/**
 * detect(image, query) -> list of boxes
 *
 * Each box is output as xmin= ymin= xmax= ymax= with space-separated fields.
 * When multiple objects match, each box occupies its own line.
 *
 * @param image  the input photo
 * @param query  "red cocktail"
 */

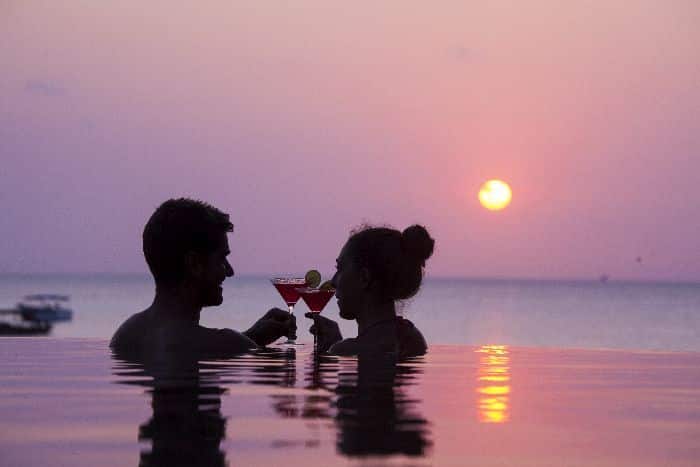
xmin=297 ymin=286 xmax=336 ymax=349
xmin=297 ymin=288 xmax=335 ymax=313
xmin=272 ymin=280 xmax=305 ymax=307
xmin=270 ymin=277 xmax=307 ymax=344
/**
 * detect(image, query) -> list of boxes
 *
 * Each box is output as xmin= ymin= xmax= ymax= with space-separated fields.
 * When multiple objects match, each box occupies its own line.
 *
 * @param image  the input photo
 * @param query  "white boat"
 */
xmin=17 ymin=294 xmax=73 ymax=323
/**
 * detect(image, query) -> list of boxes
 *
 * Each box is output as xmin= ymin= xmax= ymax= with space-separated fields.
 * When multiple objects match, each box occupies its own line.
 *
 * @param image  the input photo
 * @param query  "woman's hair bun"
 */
xmin=401 ymin=225 xmax=434 ymax=266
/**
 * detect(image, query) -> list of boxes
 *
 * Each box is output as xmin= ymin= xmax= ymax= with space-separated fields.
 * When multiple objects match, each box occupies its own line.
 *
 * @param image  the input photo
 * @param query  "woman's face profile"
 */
xmin=332 ymin=244 xmax=366 ymax=320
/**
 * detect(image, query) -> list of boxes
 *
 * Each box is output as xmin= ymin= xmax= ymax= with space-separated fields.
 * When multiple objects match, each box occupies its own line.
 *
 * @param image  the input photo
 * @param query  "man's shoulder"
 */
xmin=110 ymin=311 xmax=149 ymax=349
xmin=111 ymin=312 xmax=256 ymax=356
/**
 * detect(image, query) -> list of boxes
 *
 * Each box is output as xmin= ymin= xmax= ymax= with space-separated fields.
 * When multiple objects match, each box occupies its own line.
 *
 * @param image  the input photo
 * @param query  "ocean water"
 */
xmin=1 ymin=274 xmax=699 ymax=351
xmin=1 ymin=339 xmax=699 ymax=467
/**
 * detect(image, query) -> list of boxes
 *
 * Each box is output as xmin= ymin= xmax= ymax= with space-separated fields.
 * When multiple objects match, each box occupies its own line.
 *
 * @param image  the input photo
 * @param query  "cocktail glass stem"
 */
xmin=284 ymin=304 xmax=297 ymax=344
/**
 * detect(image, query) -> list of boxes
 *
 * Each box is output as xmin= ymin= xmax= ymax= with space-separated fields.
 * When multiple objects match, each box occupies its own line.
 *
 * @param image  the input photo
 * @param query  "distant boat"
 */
xmin=17 ymin=294 xmax=73 ymax=323
xmin=0 ymin=294 xmax=73 ymax=336
xmin=599 ymin=274 xmax=610 ymax=284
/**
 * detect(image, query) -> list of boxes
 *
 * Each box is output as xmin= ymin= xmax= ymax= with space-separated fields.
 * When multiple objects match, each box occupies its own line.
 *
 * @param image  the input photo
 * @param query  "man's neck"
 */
xmin=149 ymin=285 xmax=202 ymax=324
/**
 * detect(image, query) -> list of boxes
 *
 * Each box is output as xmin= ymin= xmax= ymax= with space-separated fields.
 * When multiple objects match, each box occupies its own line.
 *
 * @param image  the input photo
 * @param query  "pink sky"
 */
xmin=1 ymin=1 xmax=699 ymax=280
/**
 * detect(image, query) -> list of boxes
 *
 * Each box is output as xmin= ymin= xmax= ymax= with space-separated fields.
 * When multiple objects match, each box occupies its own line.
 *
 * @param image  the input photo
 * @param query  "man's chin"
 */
xmin=203 ymin=295 xmax=224 ymax=307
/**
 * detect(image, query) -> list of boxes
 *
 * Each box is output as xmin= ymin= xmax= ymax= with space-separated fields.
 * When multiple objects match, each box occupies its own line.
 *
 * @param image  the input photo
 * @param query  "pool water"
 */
xmin=1 ymin=338 xmax=699 ymax=466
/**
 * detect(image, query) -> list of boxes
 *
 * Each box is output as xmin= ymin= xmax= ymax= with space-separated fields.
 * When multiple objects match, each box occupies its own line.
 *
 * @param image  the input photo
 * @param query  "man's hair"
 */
xmin=142 ymin=198 xmax=233 ymax=286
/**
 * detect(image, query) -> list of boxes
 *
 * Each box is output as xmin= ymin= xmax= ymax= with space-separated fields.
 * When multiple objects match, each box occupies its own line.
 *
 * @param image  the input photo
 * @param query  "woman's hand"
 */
xmin=305 ymin=313 xmax=342 ymax=352
xmin=244 ymin=308 xmax=297 ymax=346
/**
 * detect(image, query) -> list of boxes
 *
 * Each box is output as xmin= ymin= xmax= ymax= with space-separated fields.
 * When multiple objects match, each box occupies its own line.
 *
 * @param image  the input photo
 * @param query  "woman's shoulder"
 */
xmin=396 ymin=317 xmax=427 ymax=357
xmin=329 ymin=335 xmax=395 ymax=356
xmin=328 ymin=337 xmax=360 ymax=356
xmin=328 ymin=318 xmax=427 ymax=358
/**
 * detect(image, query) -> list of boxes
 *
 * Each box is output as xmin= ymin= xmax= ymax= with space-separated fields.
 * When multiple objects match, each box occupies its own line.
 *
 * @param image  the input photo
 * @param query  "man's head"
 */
xmin=143 ymin=198 xmax=234 ymax=306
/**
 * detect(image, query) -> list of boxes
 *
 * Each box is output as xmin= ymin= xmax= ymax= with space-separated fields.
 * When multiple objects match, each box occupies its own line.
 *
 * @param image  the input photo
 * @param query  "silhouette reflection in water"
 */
xmin=112 ymin=347 xmax=430 ymax=463
xmin=300 ymin=351 xmax=431 ymax=457
xmin=300 ymin=351 xmax=336 ymax=420
xmin=476 ymin=345 xmax=511 ymax=423
xmin=111 ymin=347 xmax=297 ymax=467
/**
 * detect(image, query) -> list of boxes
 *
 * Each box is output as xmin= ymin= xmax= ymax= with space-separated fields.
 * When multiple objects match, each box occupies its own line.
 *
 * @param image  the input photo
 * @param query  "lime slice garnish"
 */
xmin=305 ymin=270 xmax=322 ymax=288
xmin=319 ymin=280 xmax=334 ymax=291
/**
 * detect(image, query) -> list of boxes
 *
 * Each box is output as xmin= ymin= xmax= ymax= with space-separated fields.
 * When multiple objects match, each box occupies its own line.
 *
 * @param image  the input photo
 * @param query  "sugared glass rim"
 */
xmin=270 ymin=277 xmax=307 ymax=284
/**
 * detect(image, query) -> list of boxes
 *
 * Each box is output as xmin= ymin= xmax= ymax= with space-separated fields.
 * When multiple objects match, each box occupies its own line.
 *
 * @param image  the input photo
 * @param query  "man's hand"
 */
xmin=305 ymin=313 xmax=342 ymax=353
xmin=244 ymin=308 xmax=297 ymax=346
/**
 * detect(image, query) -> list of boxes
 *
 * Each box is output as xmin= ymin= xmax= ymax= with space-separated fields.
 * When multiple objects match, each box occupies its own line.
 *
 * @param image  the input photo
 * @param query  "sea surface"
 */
xmin=1 ymin=339 xmax=698 ymax=467
xmin=1 ymin=274 xmax=699 ymax=351
xmin=2 ymin=276 xmax=699 ymax=466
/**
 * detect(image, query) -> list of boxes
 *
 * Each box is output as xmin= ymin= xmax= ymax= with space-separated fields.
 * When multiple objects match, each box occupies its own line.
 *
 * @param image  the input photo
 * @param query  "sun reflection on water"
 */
xmin=476 ymin=345 xmax=511 ymax=423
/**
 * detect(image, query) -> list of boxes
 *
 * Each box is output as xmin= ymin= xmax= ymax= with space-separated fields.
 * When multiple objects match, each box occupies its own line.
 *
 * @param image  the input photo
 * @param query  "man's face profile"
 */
xmin=191 ymin=233 xmax=234 ymax=307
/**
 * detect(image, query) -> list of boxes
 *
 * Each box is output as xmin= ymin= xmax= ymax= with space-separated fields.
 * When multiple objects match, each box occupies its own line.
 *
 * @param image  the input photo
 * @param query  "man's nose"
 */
xmin=225 ymin=261 xmax=234 ymax=277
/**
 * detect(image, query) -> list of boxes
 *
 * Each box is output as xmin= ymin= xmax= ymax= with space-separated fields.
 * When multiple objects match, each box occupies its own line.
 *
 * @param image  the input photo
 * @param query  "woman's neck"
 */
xmin=356 ymin=300 xmax=396 ymax=335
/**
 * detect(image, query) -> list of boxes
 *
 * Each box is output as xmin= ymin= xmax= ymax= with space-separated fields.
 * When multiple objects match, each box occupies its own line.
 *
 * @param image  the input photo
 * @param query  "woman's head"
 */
xmin=332 ymin=224 xmax=434 ymax=319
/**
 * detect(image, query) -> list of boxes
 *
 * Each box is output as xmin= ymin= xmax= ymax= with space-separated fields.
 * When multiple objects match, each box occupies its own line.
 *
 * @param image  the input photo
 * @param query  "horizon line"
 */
xmin=0 ymin=271 xmax=698 ymax=286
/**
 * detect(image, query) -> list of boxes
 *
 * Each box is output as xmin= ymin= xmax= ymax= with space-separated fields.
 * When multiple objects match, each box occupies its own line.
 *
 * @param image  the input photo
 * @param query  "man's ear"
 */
xmin=184 ymin=251 xmax=204 ymax=278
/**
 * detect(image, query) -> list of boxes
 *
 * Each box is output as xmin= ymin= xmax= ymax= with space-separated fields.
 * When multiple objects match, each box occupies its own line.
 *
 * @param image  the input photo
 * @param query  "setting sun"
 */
xmin=478 ymin=180 xmax=512 ymax=211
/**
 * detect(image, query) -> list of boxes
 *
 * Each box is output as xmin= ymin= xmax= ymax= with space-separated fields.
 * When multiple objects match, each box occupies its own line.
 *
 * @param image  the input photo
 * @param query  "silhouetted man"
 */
xmin=110 ymin=198 xmax=295 ymax=356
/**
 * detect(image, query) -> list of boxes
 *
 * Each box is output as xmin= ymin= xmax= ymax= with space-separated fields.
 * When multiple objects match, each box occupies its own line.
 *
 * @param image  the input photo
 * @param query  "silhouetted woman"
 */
xmin=308 ymin=225 xmax=434 ymax=357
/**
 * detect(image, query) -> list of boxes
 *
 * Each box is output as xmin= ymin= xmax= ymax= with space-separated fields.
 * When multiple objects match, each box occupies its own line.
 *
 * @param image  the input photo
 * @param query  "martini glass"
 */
xmin=271 ymin=277 xmax=306 ymax=344
xmin=296 ymin=287 xmax=336 ymax=349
